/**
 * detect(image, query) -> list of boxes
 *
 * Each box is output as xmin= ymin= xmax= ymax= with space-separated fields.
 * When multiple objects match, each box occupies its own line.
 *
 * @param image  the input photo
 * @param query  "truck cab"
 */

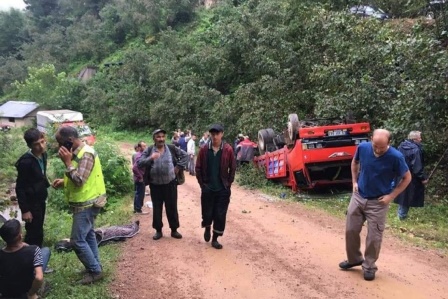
xmin=254 ymin=113 xmax=370 ymax=192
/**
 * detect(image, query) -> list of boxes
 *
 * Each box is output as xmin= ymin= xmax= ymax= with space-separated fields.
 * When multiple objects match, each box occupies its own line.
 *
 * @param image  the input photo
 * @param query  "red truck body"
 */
xmin=254 ymin=119 xmax=370 ymax=192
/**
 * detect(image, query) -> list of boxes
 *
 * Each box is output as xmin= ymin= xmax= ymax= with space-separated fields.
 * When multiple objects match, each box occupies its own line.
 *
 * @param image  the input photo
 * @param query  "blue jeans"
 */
xmin=70 ymin=206 xmax=102 ymax=273
xmin=133 ymin=181 xmax=145 ymax=212
xmin=398 ymin=205 xmax=409 ymax=220
xmin=41 ymin=247 xmax=51 ymax=272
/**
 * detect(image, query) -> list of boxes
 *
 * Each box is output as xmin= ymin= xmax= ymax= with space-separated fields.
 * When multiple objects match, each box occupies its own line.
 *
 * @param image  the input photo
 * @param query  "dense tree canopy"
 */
xmin=0 ymin=0 xmax=447 ymax=169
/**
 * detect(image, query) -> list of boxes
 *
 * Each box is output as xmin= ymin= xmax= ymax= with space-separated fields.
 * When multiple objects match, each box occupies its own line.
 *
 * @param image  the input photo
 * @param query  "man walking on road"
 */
xmin=339 ymin=129 xmax=411 ymax=281
xmin=196 ymin=124 xmax=236 ymax=249
xmin=394 ymin=131 xmax=428 ymax=220
xmin=52 ymin=126 xmax=106 ymax=285
xmin=137 ymin=129 xmax=188 ymax=240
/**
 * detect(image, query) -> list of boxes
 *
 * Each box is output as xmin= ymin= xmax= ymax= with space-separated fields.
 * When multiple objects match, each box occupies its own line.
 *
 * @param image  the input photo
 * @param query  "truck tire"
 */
xmin=258 ymin=128 xmax=275 ymax=154
xmin=288 ymin=113 xmax=299 ymax=142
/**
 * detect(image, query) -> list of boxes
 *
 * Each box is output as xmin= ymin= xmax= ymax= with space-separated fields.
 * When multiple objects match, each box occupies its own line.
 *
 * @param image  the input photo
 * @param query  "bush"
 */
xmin=236 ymin=163 xmax=276 ymax=189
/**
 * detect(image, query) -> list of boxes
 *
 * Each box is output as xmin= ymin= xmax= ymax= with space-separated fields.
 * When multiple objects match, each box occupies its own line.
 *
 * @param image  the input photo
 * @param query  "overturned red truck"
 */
xmin=254 ymin=114 xmax=371 ymax=192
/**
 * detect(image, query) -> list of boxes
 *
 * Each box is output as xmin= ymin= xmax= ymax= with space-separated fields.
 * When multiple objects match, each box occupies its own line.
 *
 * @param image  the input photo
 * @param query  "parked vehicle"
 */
xmin=36 ymin=110 xmax=96 ymax=145
xmin=349 ymin=5 xmax=390 ymax=20
xmin=254 ymin=113 xmax=371 ymax=192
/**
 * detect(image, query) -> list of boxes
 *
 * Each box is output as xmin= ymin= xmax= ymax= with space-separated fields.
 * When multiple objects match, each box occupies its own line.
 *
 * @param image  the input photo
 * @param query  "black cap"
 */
xmin=0 ymin=219 xmax=21 ymax=244
xmin=209 ymin=124 xmax=224 ymax=133
xmin=152 ymin=129 xmax=166 ymax=136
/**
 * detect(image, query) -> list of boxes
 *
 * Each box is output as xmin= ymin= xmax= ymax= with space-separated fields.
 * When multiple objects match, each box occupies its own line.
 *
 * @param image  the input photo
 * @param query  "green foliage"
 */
xmin=92 ymin=141 xmax=133 ymax=198
xmin=13 ymin=64 xmax=85 ymax=110
xmin=236 ymin=163 xmax=279 ymax=190
xmin=0 ymin=129 xmax=28 ymax=200
xmin=0 ymin=9 xmax=28 ymax=57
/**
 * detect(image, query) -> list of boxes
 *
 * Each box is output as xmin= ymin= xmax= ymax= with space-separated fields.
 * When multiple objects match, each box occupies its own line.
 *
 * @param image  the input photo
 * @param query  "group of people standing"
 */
xmin=132 ymin=124 xmax=236 ymax=250
xmin=0 ymin=124 xmax=429 ymax=298
xmin=1 ymin=126 xmax=107 ymax=298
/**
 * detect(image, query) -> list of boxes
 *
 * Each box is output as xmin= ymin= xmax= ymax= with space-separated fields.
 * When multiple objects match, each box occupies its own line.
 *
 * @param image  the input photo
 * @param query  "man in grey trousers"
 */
xmin=339 ymin=129 xmax=411 ymax=281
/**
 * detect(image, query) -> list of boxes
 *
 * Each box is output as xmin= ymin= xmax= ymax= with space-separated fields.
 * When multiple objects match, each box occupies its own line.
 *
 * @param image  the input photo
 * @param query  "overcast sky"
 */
xmin=0 ymin=0 xmax=26 ymax=11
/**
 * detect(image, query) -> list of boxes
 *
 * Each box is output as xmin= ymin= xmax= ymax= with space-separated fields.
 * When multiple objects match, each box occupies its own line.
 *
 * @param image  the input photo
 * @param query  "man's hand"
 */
xmin=422 ymin=179 xmax=429 ymax=185
xmin=22 ymin=211 xmax=33 ymax=223
xmin=378 ymin=194 xmax=394 ymax=205
xmin=150 ymin=152 xmax=161 ymax=161
xmin=58 ymin=146 xmax=72 ymax=166
xmin=52 ymin=179 xmax=64 ymax=189
xmin=352 ymin=182 xmax=358 ymax=193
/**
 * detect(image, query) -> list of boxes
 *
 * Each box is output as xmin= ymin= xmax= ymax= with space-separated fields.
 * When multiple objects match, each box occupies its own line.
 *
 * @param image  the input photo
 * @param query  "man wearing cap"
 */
xmin=0 ymin=219 xmax=51 ymax=299
xmin=195 ymin=124 xmax=236 ymax=249
xmin=137 ymin=129 xmax=188 ymax=240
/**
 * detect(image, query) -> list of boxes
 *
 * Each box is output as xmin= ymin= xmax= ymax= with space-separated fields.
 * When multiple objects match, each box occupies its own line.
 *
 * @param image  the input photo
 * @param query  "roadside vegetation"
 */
xmin=0 ymin=0 xmax=447 ymax=293
xmin=0 ymin=128 xmax=140 ymax=298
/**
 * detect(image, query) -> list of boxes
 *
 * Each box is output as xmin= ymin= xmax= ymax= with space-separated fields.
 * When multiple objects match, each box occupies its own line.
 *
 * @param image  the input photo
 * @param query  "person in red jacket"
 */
xmin=195 ymin=124 xmax=236 ymax=249
xmin=235 ymin=135 xmax=258 ymax=167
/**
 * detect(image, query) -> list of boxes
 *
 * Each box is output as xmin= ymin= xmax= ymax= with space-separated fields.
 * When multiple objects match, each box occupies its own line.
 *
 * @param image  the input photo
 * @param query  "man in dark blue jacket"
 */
xmin=394 ymin=131 xmax=428 ymax=220
xmin=15 ymin=128 xmax=50 ymax=248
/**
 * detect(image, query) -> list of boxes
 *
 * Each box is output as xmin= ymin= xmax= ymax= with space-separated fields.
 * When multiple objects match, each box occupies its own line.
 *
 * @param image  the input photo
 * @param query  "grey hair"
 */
xmin=57 ymin=126 xmax=79 ymax=139
xmin=408 ymin=131 xmax=421 ymax=140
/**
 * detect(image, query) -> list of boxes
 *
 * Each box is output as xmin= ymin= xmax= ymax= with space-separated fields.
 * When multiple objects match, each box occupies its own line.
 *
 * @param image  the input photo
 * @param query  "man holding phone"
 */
xmin=52 ymin=126 xmax=106 ymax=285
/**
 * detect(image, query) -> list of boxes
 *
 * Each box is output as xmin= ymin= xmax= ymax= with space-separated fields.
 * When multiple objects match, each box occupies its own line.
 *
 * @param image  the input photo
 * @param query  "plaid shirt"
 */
xmin=65 ymin=143 xmax=94 ymax=187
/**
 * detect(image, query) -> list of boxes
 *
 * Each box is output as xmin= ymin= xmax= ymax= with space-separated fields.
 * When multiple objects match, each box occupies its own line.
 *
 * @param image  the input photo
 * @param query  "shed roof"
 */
xmin=0 ymin=101 xmax=39 ymax=118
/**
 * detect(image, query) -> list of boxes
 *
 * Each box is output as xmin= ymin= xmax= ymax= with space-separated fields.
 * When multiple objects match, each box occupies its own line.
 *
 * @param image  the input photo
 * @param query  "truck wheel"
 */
xmin=258 ymin=129 xmax=275 ymax=154
xmin=288 ymin=113 xmax=299 ymax=142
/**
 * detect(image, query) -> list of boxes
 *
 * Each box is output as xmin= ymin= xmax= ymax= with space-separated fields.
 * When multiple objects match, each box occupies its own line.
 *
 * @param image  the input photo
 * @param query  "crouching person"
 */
xmin=52 ymin=126 xmax=106 ymax=285
xmin=0 ymin=219 xmax=51 ymax=299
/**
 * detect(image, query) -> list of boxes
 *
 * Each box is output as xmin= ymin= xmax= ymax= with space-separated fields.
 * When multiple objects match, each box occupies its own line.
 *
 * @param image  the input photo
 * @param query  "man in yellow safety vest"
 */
xmin=52 ymin=126 xmax=106 ymax=285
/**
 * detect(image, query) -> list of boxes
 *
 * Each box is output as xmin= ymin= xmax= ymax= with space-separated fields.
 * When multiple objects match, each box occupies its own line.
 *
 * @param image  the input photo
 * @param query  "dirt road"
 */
xmin=109 ymin=168 xmax=448 ymax=299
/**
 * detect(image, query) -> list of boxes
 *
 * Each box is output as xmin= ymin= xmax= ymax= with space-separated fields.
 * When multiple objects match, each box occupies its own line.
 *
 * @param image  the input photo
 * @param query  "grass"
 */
xmin=236 ymin=165 xmax=448 ymax=255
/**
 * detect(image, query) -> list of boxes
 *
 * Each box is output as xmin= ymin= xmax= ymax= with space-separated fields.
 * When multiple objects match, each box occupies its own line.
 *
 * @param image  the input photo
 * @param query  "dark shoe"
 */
xmin=78 ymin=272 xmax=104 ymax=285
xmin=153 ymin=231 xmax=163 ymax=240
xmin=171 ymin=230 xmax=182 ymax=239
xmin=364 ymin=271 xmax=375 ymax=281
xmin=134 ymin=210 xmax=149 ymax=215
xmin=339 ymin=260 xmax=364 ymax=269
xmin=204 ymin=228 xmax=211 ymax=242
xmin=44 ymin=267 xmax=55 ymax=274
xmin=211 ymin=241 xmax=223 ymax=249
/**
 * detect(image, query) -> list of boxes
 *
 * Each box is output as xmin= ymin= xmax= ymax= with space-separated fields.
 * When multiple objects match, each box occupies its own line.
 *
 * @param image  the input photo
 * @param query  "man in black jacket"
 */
xmin=15 ymin=128 xmax=50 ymax=248
xmin=394 ymin=131 xmax=428 ymax=220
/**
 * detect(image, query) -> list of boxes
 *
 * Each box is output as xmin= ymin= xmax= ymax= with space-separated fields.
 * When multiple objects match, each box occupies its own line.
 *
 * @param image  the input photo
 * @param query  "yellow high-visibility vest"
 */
xmin=64 ymin=144 xmax=106 ymax=204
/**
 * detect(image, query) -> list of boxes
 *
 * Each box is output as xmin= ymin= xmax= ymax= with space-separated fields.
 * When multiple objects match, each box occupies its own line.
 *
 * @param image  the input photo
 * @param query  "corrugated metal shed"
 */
xmin=0 ymin=101 xmax=39 ymax=118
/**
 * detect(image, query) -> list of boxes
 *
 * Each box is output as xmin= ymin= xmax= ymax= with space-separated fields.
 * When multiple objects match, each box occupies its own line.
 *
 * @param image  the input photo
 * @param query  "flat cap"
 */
xmin=209 ymin=124 xmax=224 ymax=132
xmin=152 ymin=129 xmax=166 ymax=136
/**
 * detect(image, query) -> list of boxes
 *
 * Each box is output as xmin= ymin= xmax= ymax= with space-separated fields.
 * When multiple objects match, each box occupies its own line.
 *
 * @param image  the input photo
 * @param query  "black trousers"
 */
xmin=24 ymin=201 xmax=46 ymax=247
xmin=201 ymin=188 xmax=231 ymax=236
xmin=149 ymin=180 xmax=179 ymax=231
